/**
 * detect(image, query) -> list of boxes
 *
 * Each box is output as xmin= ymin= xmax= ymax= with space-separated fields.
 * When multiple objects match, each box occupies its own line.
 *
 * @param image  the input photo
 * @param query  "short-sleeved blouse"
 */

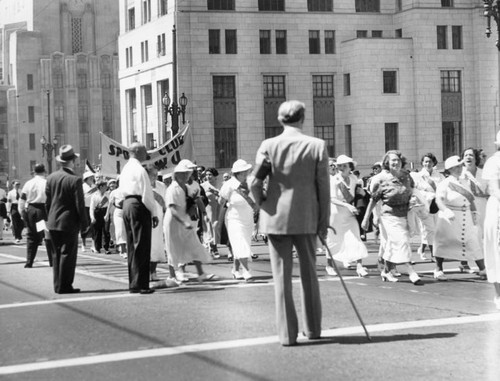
xmin=330 ymin=173 xmax=356 ymax=202
xmin=370 ymin=169 xmax=414 ymax=217
xmin=219 ymin=177 xmax=253 ymax=223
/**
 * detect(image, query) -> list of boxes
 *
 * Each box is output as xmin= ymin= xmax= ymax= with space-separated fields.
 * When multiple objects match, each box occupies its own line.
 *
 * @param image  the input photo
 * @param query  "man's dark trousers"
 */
xmin=49 ymin=230 xmax=79 ymax=293
xmin=24 ymin=203 xmax=51 ymax=266
xmin=122 ymin=197 xmax=152 ymax=291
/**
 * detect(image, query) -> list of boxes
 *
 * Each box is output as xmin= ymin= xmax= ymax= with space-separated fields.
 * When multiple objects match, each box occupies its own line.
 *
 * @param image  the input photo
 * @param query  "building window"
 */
xmin=452 ymin=26 xmax=462 ymax=49
xmin=383 ymin=70 xmax=397 ymax=94
xmin=441 ymin=0 xmax=453 ymax=6
xmin=27 ymin=74 xmax=33 ymax=90
xmin=54 ymin=104 xmax=64 ymax=122
xmin=263 ymin=75 xmax=286 ymax=138
xmin=385 ymin=123 xmax=399 ymax=151
xmin=103 ymin=103 xmax=113 ymax=121
xmin=309 ymin=30 xmax=320 ymax=54
xmin=260 ymin=30 xmax=271 ymax=54
xmin=142 ymin=0 xmax=151 ymax=24
xmin=157 ymin=33 xmax=166 ymax=56
xmin=77 ymin=73 xmax=87 ymax=88
xmin=355 ymin=0 xmax=380 ymax=12
xmin=395 ymin=28 xmax=402 ymax=38
xmin=126 ymin=47 xmax=133 ymax=67
xmin=372 ymin=30 xmax=383 ymax=37
xmin=356 ymin=30 xmax=368 ymax=38
xmin=159 ymin=0 xmax=168 ymax=15
xmin=307 ymin=0 xmax=333 ymax=11
xmin=209 ymin=29 xmax=221 ymax=54
xmin=29 ymin=133 xmax=36 ymax=151
xmin=208 ymin=0 xmax=234 ymax=10
xmin=101 ymin=73 xmax=111 ymax=88
xmin=258 ymin=0 xmax=284 ymax=11
xmin=276 ymin=30 xmax=287 ymax=54
xmin=28 ymin=106 xmax=35 ymax=123
xmin=71 ymin=18 xmax=82 ymax=54
xmin=437 ymin=26 xmax=447 ymax=49
xmin=441 ymin=70 xmax=461 ymax=93
xmin=313 ymin=75 xmax=335 ymax=156
xmin=225 ymin=30 xmax=237 ymax=54
xmin=213 ymin=76 xmax=237 ymax=168
xmin=141 ymin=41 xmax=149 ymax=62
xmin=345 ymin=125 xmax=352 ymax=157
xmin=325 ymin=30 xmax=335 ymax=54
xmin=127 ymin=7 xmax=135 ymax=31
xmin=442 ymin=121 xmax=462 ymax=159
xmin=78 ymin=103 xmax=88 ymax=121
xmin=396 ymin=0 xmax=402 ymax=12
xmin=344 ymin=73 xmax=351 ymax=96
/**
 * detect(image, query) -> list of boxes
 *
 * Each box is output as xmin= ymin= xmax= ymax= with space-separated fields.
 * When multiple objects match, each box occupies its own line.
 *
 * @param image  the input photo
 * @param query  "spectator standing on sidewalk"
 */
xmin=7 ymin=181 xmax=24 ymax=243
xmin=19 ymin=163 xmax=51 ymax=268
xmin=81 ymin=171 xmax=96 ymax=251
xmin=0 ymin=181 xmax=7 ymax=240
xmin=89 ymin=180 xmax=111 ymax=254
xmin=45 ymin=145 xmax=88 ymax=294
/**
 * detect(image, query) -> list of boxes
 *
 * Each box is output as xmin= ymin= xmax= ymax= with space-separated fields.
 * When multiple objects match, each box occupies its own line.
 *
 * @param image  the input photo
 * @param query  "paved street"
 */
xmin=1 ymin=229 xmax=499 ymax=381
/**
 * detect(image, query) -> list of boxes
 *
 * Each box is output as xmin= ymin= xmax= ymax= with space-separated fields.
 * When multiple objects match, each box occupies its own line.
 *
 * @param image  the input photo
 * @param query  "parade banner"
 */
xmin=99 ymin=125 xmax=195 ymax=177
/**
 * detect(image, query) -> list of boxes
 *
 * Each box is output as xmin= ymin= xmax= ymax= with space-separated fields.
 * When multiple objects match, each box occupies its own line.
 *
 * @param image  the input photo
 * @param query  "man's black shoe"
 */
xmin=58 ymin=288 xmax=81 ymax=294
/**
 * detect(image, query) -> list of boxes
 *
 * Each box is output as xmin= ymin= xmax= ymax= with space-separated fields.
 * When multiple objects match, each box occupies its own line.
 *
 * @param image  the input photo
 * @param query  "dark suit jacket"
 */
xmin=46 ymin=167 xmax=88 ymax=233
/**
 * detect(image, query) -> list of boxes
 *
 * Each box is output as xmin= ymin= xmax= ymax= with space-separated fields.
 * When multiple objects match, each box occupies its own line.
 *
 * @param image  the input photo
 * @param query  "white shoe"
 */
xmin=409 ymin=272 xmax=423 ymax=285
xmin=391 ymin=268 xmax=402 ymax=277
xmin=381 ymin=270 xmax=398 ymax=282
xmin=15 ymin=239 xmax=21 ymax=244
xmin=325 ymin=266 xmax=337 ymax=276
xmin=241 ymin=270 xmax=254 ymax=281
xmin=433 ymin=270 xmax=448 ymax=281
xmin=417 ymin=247 xmax=427 ymax=261
xmin=356 ymin=266 xmax=368 ymax=278
xmin=231 ymin=269 xmax=244 ymax=280
xmin=176 ymin=271 xmax=189 ymax=283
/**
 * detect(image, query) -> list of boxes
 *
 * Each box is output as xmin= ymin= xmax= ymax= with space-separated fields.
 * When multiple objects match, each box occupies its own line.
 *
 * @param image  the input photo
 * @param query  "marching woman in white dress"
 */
xmin=482 ymin=132 xmax=500 ymax=310
xmin=411 ymin=153 xmax=445 ymax=261
xmin=218 ymin=159 xmax=257 ymax=281
xmin=433 ymin=156 xmax=486 ymax=281
xmin=326 ymin=155 xmax=368 ymax=277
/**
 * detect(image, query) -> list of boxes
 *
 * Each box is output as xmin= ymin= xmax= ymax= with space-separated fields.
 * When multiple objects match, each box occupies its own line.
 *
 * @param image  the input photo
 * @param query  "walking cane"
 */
xmin=319 ymin=227 xmax=372 ymax=342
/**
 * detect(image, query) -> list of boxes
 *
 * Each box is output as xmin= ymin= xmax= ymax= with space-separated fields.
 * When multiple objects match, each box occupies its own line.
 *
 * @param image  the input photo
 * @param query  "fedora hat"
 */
xmin=444 ymin=155 xmax=463 ymax=170
xmin=336 ymin=154 xmax=357 ymax=167
xmin=174 ymin=159 xmax=197 ymax=173
xmin=56 ymin=145 xmax=79 ymax=163
xmin=231 ymin=159 xmax=252 ymax=174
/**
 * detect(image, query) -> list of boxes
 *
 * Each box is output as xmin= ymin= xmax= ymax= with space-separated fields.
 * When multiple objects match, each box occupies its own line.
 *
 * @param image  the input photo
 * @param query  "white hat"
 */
xmin=231 ymin=159 xmax=252 ymax=173
xmin=83 ymin=171 xmax=94 ymax=180
xmin=444 ymin=155 xmax=463 ymax=170
xmin=174 ymin=159 xmax=197 ymax=173
xmin=494 ymin=130 xmax=500 ymax=145
xmin=336 ymin=154 xmax=357 ymax=167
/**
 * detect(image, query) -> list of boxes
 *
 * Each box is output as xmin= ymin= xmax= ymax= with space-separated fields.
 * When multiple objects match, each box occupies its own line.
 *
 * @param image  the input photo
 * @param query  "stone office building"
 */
xmin=0 ymin=0 xmax=120 ymax=183
xmin=118 ymin=0 xmax=498 ymax=172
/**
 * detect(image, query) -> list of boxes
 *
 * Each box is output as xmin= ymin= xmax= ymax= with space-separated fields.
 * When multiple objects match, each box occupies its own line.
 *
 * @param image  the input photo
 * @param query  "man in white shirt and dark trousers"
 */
xmin=89 ymin=180 xmax=110 ymax=254
xmin=119 ymin=143 xmax=158 ymax=294
xmin=19 ymin=163 xmax=52 ymax=268
xmin=7 ymin=181 xmax=24 ymax=243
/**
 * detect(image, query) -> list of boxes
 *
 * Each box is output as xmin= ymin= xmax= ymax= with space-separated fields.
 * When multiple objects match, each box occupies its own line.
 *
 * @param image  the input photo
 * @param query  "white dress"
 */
xmin=326 ymin=173 xmax=368 ymax=262
xmin=219 ymin=177 xmax=254 ymax=259
xmin=150 ymin=181 xmax=166 ymax=263
xmin=109 ymin=189 xmax=126 ymax=246
xmin=163 ymin=181 xmax=209 ymax=267
xmin=482 ymin=153 xmax=500 ymax=283
xmin=433 ymin=177 xmax=483 ymax=261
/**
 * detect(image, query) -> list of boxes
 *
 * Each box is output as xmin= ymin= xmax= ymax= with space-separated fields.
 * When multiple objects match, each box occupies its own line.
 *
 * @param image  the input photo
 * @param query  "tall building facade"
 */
xmin=0 ymin=0 xmax=120 ymax=183
xmin=118 ymin=0 xmax=498 ymax=172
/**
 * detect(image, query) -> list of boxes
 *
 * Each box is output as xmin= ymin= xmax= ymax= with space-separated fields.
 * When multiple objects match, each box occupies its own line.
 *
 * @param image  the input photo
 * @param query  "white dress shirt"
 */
xmin=118 ymin=157 xmax=156 ymax=215
xmin=19 ymin=175 xmax=47 ymax=211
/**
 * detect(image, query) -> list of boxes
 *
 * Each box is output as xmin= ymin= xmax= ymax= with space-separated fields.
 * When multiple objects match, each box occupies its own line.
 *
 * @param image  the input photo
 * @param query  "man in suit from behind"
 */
xmin=45 ymin=145 xmax=88 ymax=294
xmin=250 ymin=100 xmax=330 ymax=346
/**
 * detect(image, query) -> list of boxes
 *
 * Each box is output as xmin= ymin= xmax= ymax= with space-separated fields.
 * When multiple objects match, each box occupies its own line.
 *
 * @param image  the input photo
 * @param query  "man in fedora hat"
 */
xmin=45 ymin=145 xmax=88 ymax=294
xmin=19 ymin=163 xmax=51 ymax=268
xmin=119 ymin=143 xmax=158 ymax=294
xmin=251 ymin=100 xmax=330 ymax=346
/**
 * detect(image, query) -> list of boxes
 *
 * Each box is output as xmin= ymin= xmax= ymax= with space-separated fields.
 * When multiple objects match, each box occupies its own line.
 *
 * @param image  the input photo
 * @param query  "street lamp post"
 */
xmin=40 ymin=90 xmax=58 ymax=173
xmin=162 ymin=92 xmax=188 ymax=139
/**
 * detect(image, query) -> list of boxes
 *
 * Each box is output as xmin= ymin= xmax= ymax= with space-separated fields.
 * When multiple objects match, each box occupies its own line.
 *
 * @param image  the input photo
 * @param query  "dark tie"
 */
xmin=16 ymin=191 xmax=19 ymax=201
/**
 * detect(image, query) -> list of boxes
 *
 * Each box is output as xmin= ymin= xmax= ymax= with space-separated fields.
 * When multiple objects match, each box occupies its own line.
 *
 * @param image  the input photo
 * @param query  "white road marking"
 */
xmin=0 ymin=293 xmax=136 ymax=310
xmin=0 ymin=312 xmax=498 ymax=375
